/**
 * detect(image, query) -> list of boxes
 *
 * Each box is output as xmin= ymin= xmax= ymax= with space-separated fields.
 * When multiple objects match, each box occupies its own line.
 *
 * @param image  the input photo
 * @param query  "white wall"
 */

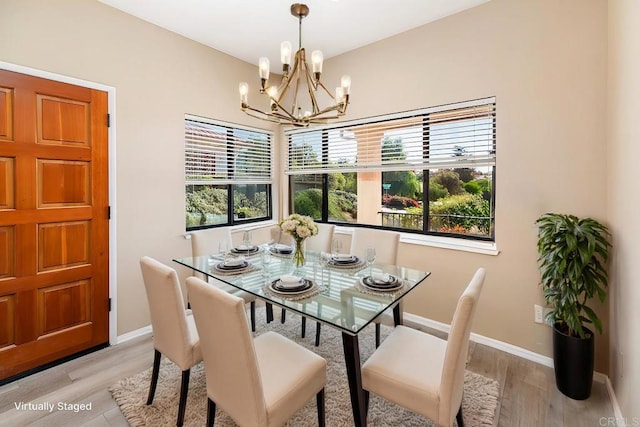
xmin=608 ymin=0 xmax=640 ymax=419
xmin=322 ymin=0 xmax=610 ymax=371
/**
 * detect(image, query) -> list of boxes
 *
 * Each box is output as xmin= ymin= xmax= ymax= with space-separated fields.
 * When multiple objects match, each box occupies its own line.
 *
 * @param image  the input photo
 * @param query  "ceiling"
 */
xmin=98 ymin=0 xmax=489 ymax=71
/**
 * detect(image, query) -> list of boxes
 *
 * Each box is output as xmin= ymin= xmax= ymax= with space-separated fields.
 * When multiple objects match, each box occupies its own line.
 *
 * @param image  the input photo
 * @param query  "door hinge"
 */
xmin=108 ymin=298 xmax=112 ymax=312
xmin=107 ymin=113 xmax=111 ymax=128
xmin=107 ymin=205 xmax=111 ymax=220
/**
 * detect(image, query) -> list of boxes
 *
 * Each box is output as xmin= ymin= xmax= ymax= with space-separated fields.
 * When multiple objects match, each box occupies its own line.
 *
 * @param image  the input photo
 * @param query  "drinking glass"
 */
xmin=331 ymin=238 xmax=342 ymax=259
xmin=218 ymin=241 xmax=229 ymax=260
xmin=242 ymin=230 xmax=252 ymax=247
xmin=365 ymin=246 xmax=376 ymax=278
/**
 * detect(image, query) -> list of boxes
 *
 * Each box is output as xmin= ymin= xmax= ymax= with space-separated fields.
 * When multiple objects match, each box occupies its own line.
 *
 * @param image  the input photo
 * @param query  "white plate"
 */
xmin=269 ymin=280 xmax=314 ymax=295
xmin=359 ymin=277 xmax=403 ymax=292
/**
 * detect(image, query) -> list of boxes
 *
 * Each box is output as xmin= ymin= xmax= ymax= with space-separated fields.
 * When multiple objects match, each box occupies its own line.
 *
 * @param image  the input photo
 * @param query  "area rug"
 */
xmin=110 ymin=308 xmax=499 ymax=426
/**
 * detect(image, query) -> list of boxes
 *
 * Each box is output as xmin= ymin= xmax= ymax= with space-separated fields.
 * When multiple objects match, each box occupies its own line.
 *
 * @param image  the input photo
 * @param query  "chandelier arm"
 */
xmin=317 ymin=80 xmax=335 ymax=100
xmin=302 ymin=62 xmax=321 ymax=114
xmin=272 ymin=101 xmax=299 ymax=121
xmin=242 ymin=107 xmax=289 ymax=125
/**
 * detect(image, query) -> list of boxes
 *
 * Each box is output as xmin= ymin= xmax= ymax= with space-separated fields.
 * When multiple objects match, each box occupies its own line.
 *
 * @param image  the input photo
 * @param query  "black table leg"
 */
xmin=393 ymin=301 xmax=403 ymax=326
xmin=341 ymin=332 xmax=367 ymax=427
xmin=266 ymin=303 xmax=274 ymax=323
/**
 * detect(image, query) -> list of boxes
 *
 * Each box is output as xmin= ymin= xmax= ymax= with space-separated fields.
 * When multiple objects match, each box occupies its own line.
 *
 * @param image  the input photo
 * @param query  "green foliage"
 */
xmin=428 ymin=180 xmax=449 ymax=201
xmin=343 ymin=172 xmax=357 ymax=193
xmin=432 ymin=170 xmax=465 ymax=195
xmin=429 ymin=193 xmax=491 ymax=233
xmin=475 ymin=178 xmax=492 ymax=201
xmin=383 ymin=170 xmax=420 ymax=198
xmin=294 ymin=188 xmax=322 ymax=219
xmin=463 ymin=180 xmax=482 ymax=195
xmin=536 ymin=213 xmax=611 ymax=338
xmin=329 ymin=190 xmax=357 ymax=221
xmin=329 ymin=173 xmax=346 ymax=191
xmin=454 ymin=168 xmax=477 ymax=183
xmin=185 ymin=186 xmax=227 ymax=225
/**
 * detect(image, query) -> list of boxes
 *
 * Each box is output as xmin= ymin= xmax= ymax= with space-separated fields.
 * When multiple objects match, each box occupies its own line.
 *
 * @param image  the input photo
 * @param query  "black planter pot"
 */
xmin=552 ymin=323 xmax=594 ymax=400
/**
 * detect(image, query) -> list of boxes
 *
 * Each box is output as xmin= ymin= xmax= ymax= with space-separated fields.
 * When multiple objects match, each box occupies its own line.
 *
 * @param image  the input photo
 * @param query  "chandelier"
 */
xmin=239 ymin=3 xmax=351 ymax=127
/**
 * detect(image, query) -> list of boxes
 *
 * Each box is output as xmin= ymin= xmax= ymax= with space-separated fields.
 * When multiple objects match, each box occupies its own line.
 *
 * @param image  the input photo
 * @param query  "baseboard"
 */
xmin=605 ymin=377 xmax=626 ymax=427
xmin=403 ymin=312 xmax=608 ymax=382
xmin=116 ymin=324 xmax=152 ymax=344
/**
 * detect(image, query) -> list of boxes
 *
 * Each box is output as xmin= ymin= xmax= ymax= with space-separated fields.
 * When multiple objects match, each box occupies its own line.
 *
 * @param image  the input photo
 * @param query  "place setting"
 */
xmin=264 ymin=274 xmax=321 ymax=300
xmin=267 ymin=242 xmax=294 ymax=257
xmin=228 ymin=230 xmax=262 ymax=256
xmin=325 ymin=239 xmax=367 ymax=271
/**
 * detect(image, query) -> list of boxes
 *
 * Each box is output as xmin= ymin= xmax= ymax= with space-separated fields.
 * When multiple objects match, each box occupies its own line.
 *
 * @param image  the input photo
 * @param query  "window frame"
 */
xmin=286 ymin=97 xmax=496 ymax=242
xmin=185 ymin=114 xmax=273 ymax=231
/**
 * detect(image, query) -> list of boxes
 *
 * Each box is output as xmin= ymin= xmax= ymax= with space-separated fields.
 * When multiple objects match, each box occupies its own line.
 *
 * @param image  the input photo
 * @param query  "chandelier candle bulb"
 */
xmin=281 ymin=41 xmax=292 ymax=69
xmin=258 ymin=57 xmax=270 ymax=90
xmin=311 ymin=50 xmax=323 ymax=76
xmin=239 ymin=82 xmax=249 ymax=105
xmin=341 ymin=75 xmax=351 ymax=94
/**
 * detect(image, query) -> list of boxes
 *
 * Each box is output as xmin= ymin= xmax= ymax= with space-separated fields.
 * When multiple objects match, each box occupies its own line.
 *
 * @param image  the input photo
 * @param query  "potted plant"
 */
xmin=535 ymin=213 xmax=611 ymax=400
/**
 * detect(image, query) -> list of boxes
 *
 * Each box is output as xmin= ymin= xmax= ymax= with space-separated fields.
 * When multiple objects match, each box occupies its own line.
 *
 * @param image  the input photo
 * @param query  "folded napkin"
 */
xmin=224 ymin=256 xmax=246 ymax=267
xmin=333 ymin=254 xmax=354 ymax=261
xmin=279 ymin=274 xmax=302 ymax=288
xmin=371 ymin=272 xmax=391 ymax=283
xmin=274 ymin=243 xmax=293 ymax=252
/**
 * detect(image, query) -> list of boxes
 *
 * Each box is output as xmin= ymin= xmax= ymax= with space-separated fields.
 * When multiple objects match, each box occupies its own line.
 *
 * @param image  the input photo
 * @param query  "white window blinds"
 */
xmin=185 ymin=116 xmax=272 ymax=184
xmin=286 ymin=97 xmax=495 ymax=175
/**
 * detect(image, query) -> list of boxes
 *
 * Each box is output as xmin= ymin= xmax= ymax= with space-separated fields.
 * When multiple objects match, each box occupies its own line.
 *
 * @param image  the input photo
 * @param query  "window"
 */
xmin=287 ymin=97 xmax=496 ymax=240
xmin=185 ymin=115 xmax=272 ymax=230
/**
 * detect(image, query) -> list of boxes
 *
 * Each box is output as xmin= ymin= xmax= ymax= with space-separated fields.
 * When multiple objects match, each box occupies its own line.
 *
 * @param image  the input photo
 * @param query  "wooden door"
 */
xmin=0 ymin=69 xmax=109 ymax=381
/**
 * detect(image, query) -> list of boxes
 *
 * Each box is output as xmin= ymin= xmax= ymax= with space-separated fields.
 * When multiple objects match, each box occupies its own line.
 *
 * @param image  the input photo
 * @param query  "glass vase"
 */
xmin=294 ymin=239 xmax=306 ymax=268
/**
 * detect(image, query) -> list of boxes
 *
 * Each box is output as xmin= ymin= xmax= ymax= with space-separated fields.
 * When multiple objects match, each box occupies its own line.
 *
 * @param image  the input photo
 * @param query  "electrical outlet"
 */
xmin=534 ymin=304 xmax=544 ymax=323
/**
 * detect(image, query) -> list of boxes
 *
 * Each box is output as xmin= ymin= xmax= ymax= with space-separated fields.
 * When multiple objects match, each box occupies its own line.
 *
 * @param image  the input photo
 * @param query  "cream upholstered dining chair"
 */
xmin=315 ymin=227 xmax=400 ymax=347
xmin=190 ymin=227 xmax=259 ymax=331
xmin=140 ymin=256 xmax=203 ymax=427
xmin=351 ymin=228 xmax=400 ymax=347
xmin=361 ymin=268 xmax=486 ymax=427
xmin=302 ymin=223 xmax=335 ymax=345
xmin=186 ymin=276 xmax=327 ymax=427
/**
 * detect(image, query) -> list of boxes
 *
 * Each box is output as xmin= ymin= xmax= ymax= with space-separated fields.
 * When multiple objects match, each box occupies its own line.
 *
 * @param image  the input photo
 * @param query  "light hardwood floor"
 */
xmin=0 ymin=320 xmax=615 ymax=426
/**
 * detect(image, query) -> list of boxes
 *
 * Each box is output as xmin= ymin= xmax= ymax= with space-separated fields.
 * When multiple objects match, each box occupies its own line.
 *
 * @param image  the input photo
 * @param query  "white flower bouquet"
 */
xmin=279 ymin=214 xmax=318 ymax=266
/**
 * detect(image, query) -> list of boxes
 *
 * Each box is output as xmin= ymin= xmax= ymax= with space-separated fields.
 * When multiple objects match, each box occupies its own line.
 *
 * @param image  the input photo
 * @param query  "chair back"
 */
xmin=439 ymin=268 xmax=486 ymax=426
xmin=190 ymin=227 xmax=233 ymax=280
xmin=269 ymin=225 xmax=295 ymax=246
xmin=139 ymin=256 xmax=195 ymax=370
xmin=186 ymin=276 xmax=267 ymax=426
xmin=306 ymin=223 xmax=335 ymax=253
xmin=350 ymin=228 xmax=400 ymax=265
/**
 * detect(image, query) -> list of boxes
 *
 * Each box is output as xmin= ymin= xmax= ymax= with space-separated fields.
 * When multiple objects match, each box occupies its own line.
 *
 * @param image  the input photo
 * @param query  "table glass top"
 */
xmin=174 ymin=248 xmax=430 ymax=335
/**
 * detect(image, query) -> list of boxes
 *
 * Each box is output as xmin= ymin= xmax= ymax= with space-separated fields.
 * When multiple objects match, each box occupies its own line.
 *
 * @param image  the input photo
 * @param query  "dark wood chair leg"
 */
xmin=315 ymin=322 xmax=322 ymax=346
xmin=146 ymin=349 xmax=161 ymax=405
xmin=280 ymin=308 xmax=286 ymax=323
xmin=456 ymin=404 xmax=464 ymax=427
xmin=375 ymin=323 xmax=381 ymax=348
xmin=266 ymin=303 xmax=274 ymax=323
xmin=364 ymin=390 xmax=370 ymax=418
xmin=207 ymin=398 xmax=216 ymax=427
xmin=301 ymin=316 xmax=307 ymax=338
xmin=176 ymin=369 xmax=190 ymax=426
xmin=250 ymin=301 xmax=256 ymax=332
xmin=316 ymin=388 xmax=326 ymax=427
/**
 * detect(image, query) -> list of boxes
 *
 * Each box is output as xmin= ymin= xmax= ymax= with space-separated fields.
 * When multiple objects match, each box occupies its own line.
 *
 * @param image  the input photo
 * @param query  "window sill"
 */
xmin=335 ymin=226 xmax=499 ymax=256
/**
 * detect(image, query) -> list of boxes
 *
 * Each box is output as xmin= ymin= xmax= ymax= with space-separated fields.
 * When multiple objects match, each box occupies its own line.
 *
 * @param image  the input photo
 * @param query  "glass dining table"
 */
xmin=173 ymin=247 xmax=430 ymax=427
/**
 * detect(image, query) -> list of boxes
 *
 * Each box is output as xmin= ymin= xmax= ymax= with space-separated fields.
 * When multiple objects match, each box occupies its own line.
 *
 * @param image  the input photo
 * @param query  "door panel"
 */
xmin=0 ymin=69 xmax=109 ymax=381
xmin=0 ymin=87 xmax=13 ymax=142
